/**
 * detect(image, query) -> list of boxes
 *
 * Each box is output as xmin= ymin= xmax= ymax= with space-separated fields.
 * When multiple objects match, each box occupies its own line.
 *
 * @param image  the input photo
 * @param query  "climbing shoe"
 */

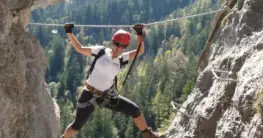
xmin=142 ymin=128 xmax=166 ymax=138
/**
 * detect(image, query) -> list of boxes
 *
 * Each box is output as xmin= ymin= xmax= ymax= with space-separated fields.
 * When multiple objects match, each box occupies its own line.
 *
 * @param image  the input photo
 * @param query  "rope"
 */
xmin=146 ymin=8 xmax=224 ymax=26
xmin=28 ymin=8 xmax=225 ymax=28
xmin=28 ymin=23 xmax=133 ymax=28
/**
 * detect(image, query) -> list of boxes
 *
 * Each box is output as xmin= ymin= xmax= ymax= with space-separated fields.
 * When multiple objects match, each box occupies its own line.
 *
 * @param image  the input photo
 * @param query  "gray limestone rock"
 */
xmin=1 ymin=0 xmax=62 ymax=11
xmin=0 ymin=0 xmax=60 ymax=138
xmin=167 ymin=0 xmax=263 ymax=137
xmin=1 ymin=0 xmax=34 ymax=10
xmin=0 ymin=2 xmax=12 ymax=41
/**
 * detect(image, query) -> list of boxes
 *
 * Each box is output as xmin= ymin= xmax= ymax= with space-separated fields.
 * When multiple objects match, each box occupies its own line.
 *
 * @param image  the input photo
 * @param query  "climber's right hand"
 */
xmin=64 ymin=23 xmax=74 ymax=33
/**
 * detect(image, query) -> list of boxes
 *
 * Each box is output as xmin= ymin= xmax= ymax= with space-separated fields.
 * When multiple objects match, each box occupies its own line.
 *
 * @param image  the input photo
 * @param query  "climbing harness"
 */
xmin=77 ymin=88 xmax=118 ymax=108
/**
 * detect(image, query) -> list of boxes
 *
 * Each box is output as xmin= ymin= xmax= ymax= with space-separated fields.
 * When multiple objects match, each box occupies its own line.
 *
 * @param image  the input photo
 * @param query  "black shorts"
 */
xmin=71 ymin=90 xmax=141 ymax=130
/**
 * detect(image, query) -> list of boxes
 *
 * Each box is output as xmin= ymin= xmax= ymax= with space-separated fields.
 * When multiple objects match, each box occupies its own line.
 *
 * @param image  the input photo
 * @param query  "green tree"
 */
xmin=46 ymin=34 xmax=65 ymax=82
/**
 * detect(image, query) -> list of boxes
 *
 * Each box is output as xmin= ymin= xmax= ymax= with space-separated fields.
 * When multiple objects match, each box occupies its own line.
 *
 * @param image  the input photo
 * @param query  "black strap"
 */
xmin=122 ymin=42 xmax=142 ymax=85
xmin=86 ymin=48 xmax=106 ymax=79
xmin=120 ymin=57 xmax=129 ymax=68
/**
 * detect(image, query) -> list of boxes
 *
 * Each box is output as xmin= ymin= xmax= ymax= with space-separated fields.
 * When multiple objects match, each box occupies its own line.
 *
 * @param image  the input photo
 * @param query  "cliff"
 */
xmin=167 ymin=0 xmax=263 ymax=137
xmin=0 ymin=0 xmax=61 ymax=138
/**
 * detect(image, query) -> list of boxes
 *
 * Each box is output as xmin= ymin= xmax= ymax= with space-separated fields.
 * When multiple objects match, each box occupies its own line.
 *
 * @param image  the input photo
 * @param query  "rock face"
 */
xmin=1 ymin=0 xmax=34 ymax=10
xmin=31 ymin=0 xmax=63 ymax=11
xmin=0 ymin=1 xmax=60 ymax=138
xmin=1 ymin=0 xmax=62 ymax=10
xmin=167 ymin=0 xmax=263 ymax=138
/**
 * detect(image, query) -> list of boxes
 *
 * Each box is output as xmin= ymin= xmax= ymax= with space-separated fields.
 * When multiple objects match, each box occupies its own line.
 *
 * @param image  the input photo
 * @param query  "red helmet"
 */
xmin=112 ymin=29 xmax=131 ymax=46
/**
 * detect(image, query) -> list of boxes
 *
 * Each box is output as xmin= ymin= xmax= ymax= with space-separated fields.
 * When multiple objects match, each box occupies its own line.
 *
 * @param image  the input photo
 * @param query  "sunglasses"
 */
xmin=113 ymin=42 xmax=128 ymax=49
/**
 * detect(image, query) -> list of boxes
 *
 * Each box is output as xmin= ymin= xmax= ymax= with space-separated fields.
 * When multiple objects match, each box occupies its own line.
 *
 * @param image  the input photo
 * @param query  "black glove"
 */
xmin=64 ymin=23 xmax=74 ymax=33
xmin=133 ymin=24 xmax=144 ymax=36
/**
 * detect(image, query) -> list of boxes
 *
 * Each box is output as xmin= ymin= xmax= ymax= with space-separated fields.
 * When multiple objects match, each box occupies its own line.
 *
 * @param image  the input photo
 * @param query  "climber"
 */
xmin=61 ymin=23 xmax=166 ymax=138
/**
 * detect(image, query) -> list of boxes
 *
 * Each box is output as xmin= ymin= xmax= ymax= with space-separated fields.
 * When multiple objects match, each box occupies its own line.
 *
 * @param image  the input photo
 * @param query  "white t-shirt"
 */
xmin=86 ymin=45 xmax=129 ymax=91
